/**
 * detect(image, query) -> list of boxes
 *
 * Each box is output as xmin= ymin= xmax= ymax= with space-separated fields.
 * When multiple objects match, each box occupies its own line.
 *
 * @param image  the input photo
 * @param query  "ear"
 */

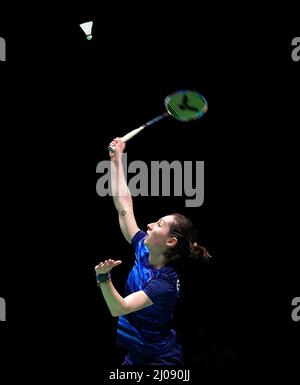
xmin=166 ymin=237 xmax=177 ymax=247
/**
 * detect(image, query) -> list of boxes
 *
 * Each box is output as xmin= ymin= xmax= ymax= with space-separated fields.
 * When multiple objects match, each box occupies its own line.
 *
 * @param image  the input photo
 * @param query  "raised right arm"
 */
xmin=109 ymin=138 xmax=140 ymax=243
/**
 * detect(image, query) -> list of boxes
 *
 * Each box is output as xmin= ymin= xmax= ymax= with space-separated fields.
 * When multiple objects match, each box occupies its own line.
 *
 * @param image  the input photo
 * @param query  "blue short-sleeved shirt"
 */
xmin=117 ymin=230 xmax=180 ymax=356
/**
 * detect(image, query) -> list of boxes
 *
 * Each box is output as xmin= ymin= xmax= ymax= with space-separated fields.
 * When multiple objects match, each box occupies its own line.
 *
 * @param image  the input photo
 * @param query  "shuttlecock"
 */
xmin=80 ymin=21 xmax=93 ymax=40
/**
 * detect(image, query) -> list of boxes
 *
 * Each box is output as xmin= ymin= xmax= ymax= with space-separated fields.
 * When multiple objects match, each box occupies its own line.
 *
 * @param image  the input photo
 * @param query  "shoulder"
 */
xmin=131 ymin=230 xmax=149 ymax=263
xmin=131 ymin=230 xmax=147 ymax=248
xmin=144 ymin=267 xmax=179 ymax=304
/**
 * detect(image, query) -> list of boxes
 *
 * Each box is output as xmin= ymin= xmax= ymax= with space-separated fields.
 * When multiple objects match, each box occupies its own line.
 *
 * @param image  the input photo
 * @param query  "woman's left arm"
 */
xmin=95 ymin=259 xmax=153 ymax=317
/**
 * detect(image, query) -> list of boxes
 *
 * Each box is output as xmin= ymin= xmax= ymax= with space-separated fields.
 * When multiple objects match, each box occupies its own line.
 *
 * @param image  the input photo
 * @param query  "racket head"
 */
xmin=164 ymin=90 xmax=208 ymax=122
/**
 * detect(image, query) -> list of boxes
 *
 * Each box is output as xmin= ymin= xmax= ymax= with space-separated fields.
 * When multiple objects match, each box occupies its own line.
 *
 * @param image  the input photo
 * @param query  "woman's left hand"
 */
xmin=95 ymin=259 xmax=122 ymax=275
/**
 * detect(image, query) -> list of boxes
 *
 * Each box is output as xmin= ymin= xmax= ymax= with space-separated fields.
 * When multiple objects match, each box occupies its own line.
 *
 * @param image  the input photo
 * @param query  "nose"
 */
xmin=147 ymin=223 xmax=153 ymax=231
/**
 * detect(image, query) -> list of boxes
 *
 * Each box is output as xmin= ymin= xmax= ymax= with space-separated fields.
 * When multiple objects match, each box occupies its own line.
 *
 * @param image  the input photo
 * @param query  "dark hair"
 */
xmin=164 ymin=213 xmax=211 ymax=268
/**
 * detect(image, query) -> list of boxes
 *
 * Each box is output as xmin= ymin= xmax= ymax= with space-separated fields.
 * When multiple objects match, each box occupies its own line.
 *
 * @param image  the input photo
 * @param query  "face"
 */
xmin=144 ymin=215 xmax=177 ymax=259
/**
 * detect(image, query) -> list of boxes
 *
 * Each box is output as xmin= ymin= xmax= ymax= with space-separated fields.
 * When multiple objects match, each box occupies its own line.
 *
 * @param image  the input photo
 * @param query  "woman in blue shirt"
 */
xmin=95 ymin=138 xmax=210 ymax=365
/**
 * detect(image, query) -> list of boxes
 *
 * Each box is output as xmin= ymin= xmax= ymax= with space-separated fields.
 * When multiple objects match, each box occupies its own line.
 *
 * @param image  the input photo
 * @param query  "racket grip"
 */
xmin=108 ymin=126 xmax=145 ymax=152
xmin=121 ymin=126 xmax=145 ymax=142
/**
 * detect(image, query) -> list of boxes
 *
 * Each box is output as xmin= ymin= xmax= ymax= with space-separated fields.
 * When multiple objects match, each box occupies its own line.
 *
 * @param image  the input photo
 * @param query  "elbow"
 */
xmin=117 ymin=202 xmax=132 ymax=213
xmin=110 ymin=306 xmax=126 ymax=318
xmin=111 ymin=310 xmax=125 ymax=317
xmin=111 ymin=305 xmax=128 ymax=317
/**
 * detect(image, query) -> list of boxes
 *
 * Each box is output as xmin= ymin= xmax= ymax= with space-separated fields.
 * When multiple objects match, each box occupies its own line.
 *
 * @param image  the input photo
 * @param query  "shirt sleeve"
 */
xmin=131 ymin=230 xmax=147 ymax=252
xmin=143 ymin=277 xmax=176 ymax=306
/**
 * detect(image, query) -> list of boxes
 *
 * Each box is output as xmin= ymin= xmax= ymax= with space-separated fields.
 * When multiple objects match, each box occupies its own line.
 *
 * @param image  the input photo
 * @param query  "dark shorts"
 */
xmin=122 ymin=342 xmax=184 ymax=366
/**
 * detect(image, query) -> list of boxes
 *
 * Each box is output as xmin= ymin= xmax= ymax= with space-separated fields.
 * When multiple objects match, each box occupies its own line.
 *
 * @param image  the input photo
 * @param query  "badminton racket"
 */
xmin=108 ymin=90 xmax=208 ymax=152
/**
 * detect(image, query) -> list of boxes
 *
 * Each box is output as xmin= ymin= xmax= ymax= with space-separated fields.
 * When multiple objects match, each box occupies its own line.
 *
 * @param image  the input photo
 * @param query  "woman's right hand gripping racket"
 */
xmin=108 ymin=138 xmax=126 ymax=160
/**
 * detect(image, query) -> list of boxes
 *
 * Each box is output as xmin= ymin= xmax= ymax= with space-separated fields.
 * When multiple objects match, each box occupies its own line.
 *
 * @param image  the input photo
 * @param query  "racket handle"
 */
xmin=122 ymin=126 xmax=145 ymax=142
xmin=108 ymin=126 xmax=145 ymax=152
xmin=108 ymin=112 xmax=168 ymax=152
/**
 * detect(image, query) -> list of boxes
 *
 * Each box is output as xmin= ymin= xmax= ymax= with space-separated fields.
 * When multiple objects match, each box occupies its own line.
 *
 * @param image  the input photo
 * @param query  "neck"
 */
xmin=148 ymin=250 xmax=166 ymax=269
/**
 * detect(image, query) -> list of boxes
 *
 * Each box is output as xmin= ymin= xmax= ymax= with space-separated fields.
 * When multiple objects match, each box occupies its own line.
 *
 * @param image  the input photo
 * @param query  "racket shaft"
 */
xmin=143 ymin=112 xmax=169 ymax=128
xmin=121 ymin=113 xmax=168 ymax=142
xmin=108 ymin=112 xmax=169 ymax=152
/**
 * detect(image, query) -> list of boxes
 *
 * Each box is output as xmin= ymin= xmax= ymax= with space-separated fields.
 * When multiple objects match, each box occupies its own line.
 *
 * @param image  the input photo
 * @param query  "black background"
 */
xmin=1 ymin=4 xmax=299 ymax=383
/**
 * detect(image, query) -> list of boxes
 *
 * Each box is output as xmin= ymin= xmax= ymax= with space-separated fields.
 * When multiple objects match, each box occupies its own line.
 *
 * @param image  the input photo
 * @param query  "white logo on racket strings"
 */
xmin=0 ymin=37 xmax=6 ymax=61
xmin=0 ymin=297 xmax=6 ymax=321
xmin=96 ymin=155 xmax=204 ymax=207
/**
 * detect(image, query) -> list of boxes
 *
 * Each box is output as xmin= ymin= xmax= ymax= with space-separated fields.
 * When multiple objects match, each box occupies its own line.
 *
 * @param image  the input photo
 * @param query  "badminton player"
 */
xmin=95 ymin=138 xmax=210 ymax=365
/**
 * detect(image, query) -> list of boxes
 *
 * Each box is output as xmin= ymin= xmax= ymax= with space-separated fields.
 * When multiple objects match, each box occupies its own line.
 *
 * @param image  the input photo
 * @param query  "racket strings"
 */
xmin=166 ymin=91 xmax=207 ymax=121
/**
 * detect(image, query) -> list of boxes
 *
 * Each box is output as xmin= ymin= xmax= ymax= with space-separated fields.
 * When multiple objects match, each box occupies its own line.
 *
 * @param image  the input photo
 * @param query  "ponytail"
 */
xmin=164 ymin=213 xmax=212 ymax=268
xmin=189 ymin=242 xmax=211 ymax=263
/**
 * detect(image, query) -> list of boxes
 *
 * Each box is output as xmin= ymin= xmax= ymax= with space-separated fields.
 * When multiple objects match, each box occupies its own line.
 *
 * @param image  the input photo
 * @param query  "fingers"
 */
xmin=109 ymin=141 xmax=120 ymax=149
xmin=109 ymin=138 xmax=125 ymax=149
xmin=95 ymin=259 xmax=122 ymax=272
xmin=107 ymin=259 xmax=122 ymax=267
